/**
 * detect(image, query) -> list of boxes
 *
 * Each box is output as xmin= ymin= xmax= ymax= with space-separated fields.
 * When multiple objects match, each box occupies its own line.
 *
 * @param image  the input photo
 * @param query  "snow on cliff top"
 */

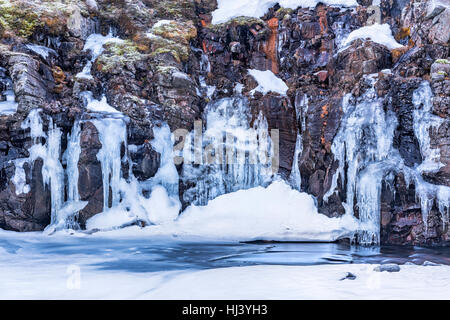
xmin=248 ymin=69 xmax=288 ymax=95
xmin=212 ymin=0 xmax=358 ymax=24
xmin=341 ymin=23 xmax=404 ymax=50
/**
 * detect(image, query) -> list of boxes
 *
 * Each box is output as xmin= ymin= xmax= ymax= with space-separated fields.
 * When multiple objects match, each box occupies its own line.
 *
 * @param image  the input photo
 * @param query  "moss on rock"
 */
xmin=435 ymin=59 xmax=449 ymax=64
xmin=206 ymin=16 xmax=266 ymax=31
xmin=151 ymin=0 xmax=197 ymax=21
xmin=151 ymin=20 xmax=197 ymax=45
xmin=0 ymin=0 xmax=90 ymax=38
xmin=95 ymin=40 xmax=148 ymax=73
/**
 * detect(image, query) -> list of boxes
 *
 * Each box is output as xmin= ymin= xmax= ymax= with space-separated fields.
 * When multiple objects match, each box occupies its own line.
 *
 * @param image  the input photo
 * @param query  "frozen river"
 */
xmin=0 ymin=230 xmax=449 ymax=299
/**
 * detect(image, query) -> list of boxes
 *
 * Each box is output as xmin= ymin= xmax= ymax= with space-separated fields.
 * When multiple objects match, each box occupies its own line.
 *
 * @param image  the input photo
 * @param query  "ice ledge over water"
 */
xmin=85 ymin=180 xmax=359 ymax=242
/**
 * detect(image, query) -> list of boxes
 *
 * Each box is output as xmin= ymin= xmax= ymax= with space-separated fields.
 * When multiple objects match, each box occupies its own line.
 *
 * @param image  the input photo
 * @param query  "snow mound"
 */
xmin=87 ymin=207 xmax=136 ymax=230
xmin=93 ymin=180 xmax=358 ymax=242
xmin=248 ymin=69 xmax=288 ymax=95
xmin=167 ymin=180 xmax=358 ymax=241
xmin=341 ymin=23 xmax=403 ymax=50
xmin=212 ymin=0 xmax=358 ymax=24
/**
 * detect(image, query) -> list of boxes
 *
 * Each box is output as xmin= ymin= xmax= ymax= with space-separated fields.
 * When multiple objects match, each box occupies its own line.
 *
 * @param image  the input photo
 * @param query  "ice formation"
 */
xmin=181 ymin=96 xmax=275 ymax=206
xmin=0 ymin=67 xmax=18 ymax=116
xmin=25 ymin=44 xmax=58 ymax=60
xmin=76 ymin=31 xmax=124 ymax=79
xmin=9 ymin=25 xmax=447 ymax=246
xmin=289 ymin=94 xmax=308 ymax=191
xmin=323 ymin=76 xmax=449 ymax=244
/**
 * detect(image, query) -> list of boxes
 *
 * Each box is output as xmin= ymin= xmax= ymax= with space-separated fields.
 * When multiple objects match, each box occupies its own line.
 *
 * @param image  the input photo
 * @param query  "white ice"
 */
xmin=0 ymin=90 xmax=18 ymax=116
xmin=248 ymin=69 xmax=288 ymax=96
xmin=84 ymin=93 xmax=121 ymax=114
xmin=89 ymin=180 xmax=358 ymax=242
xmin=212 ymin=0 xmax=358 ymax=24
xmin=142 ymin=264 xmax=450 ymax=300
xmin=25 ymin=44 xmax=58 ymax=60
xmin=163 ymin=180 xmax=358 ymax=242
xmin=76 ymin=32 xmax=124 ymax=79
xmin=0 ymin=245 xmax=448 ymax=300
xmin=181 ymin=96 xmax=275 ymax=206
xmin=341 ymin=23 xmax=403 ymax=50
xmin=86 ymin=122 xmax=182 ymax=230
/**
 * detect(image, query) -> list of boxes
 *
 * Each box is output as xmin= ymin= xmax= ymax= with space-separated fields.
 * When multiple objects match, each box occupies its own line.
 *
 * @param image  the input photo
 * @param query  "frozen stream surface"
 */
xmin=0 ymin=230 xmax=449 ymax=299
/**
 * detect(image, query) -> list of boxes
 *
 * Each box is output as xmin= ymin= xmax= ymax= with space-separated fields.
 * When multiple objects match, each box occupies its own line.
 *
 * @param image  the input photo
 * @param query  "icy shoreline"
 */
xmin=0 ymin=261 xmax=448 ymax=299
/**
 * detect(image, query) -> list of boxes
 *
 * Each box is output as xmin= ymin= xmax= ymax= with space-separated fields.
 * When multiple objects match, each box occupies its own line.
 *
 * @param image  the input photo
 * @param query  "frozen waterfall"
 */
xmin=324 ymin=76 xmax=449 ymax=244
xmin=181 ymin=96 xmax=275 ymax=206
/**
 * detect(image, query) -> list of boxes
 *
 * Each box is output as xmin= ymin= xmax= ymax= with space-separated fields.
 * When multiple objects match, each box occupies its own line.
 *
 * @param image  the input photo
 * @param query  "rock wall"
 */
xmin=0 ymin=0 xmax=448 ymax=245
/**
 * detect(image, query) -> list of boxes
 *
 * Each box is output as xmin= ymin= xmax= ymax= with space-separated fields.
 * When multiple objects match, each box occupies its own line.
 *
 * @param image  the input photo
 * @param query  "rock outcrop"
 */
xmin=0 ymin=0 xmax=448 ymax=246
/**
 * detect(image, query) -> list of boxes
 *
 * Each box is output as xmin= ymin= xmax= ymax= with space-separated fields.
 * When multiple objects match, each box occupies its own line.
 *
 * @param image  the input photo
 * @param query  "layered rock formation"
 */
xmin=0 ymin=0 xmax=448 ymax=246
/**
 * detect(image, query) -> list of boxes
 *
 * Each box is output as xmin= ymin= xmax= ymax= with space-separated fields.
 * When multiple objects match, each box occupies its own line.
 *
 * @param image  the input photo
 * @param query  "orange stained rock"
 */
xmin=52 ymin=66 xmax=65 ymax=80
xmin=318 ymin=8 xmax=328 ymax=34
xmin=395 ymin=27 xmax=410 ymax=41
xmin=320 ymin=104 xmax=330 ymax=146
xmin=202 ymin=40 xmax=214 ymax=54
xmin=391 ymin=46 xmax=408 ymax=64
xmin=264 ymin=17 xmax=279 ymax=74
xmin=320 ymin=104 xmax=329 ymax=118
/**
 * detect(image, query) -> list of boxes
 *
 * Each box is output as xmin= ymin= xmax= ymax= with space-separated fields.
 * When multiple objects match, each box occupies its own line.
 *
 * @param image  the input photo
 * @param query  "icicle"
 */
xmin=323 ymin=77 xmax=450 ymax=243
xmin=290 ymin=94 xmax=307 ymax=191
xmin=411 ymin=81 xmax=450 ymax=229
xmin=21 ymin=109 xmax=46 ymax=143
xmin=142 ymin=123 xmax=180 ymax=198
xmin=412 ymin=81 xmax=444 ymax=173
xmin=289 ymin=134 xmax=302 ymax=191
xmin=18 ymin=109 xmax=87 ymax=232
xmin=11 ymin=109 xmax=47 ymax=195
xmin=42 ymin=120 xmax=65 ymax=224
xmin=64 ymin=120 xmax=81 ymax=203
xmin=197 ymin=51 xmax=216 ymax=99
xmin=323 ymin=74 xmax=398 ymax=245
xmin=91 ymin=117 xmax=127 ymax=210
xmin=0 ymin=68 xmax=18 ymax=116
xmin=181 ymin=97 xmax=274 ymax=205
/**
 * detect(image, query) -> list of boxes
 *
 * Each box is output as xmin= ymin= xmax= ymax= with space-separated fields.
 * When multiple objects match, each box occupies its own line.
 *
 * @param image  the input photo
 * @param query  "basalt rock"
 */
xmin=0 ymin=0 xmax=448 ymax=247
xmin=249 ymin=93 xmax=297 ymax=178
xmin=77 ymin=120 xmax=103 ymax=227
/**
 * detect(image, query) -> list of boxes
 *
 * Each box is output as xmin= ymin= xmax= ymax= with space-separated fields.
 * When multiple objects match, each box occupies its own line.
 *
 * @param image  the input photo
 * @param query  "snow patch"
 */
xmin=341 ymin=23 xmax=403 ymax=50
xmin=248 ymin=69 xmax=288 ymax=95
xmin=86 ymin=207 xmax=136 ymax=230
xmin=84 ymin=93 xmax=121 ymax=114
xmin=212 ymin=0 xmax=358 ymax=24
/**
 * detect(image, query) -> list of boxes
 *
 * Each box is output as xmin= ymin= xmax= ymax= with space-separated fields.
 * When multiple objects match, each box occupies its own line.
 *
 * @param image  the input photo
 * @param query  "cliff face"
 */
xmin=0 ymin=0 xmax=448 ymax=245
